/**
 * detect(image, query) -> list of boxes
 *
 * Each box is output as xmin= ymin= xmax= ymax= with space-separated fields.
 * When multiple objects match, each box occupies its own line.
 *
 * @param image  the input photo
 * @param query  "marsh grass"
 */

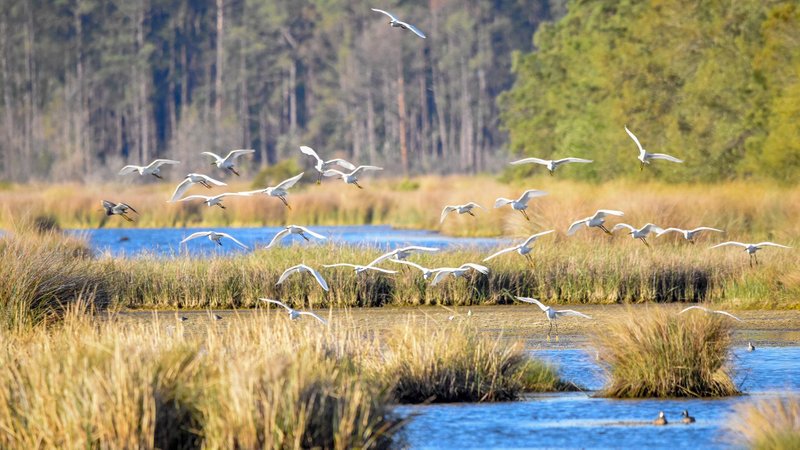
xmin=594 ymin=307 xmax=739 ymax=398
xmin=0 ymin=312 xmax=565 ymax=448
xmin=727 ymin=396 xmax=800 ymax=450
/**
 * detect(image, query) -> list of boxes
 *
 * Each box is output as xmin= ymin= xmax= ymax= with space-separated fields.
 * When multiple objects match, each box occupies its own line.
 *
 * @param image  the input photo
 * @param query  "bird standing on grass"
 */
xmin=118 ymin=159 xmax=180 ymax=179
xmin=494 ymin=189 xmax=548 ymax=221
xmin=625 ymin=125 xmax=684 ymax=170
xmin=509 ymin=156 xmax=593 ymax=176
xmin=323 ymin=165 xmax=383 ymax=189
xmin=260 ymin=298 xmax=327 ymax=324
xmin=299 ymin=146 xmax=356 ymax=184
xmin=371 ymin=8 xmax=426 ymax=39
xmin=567 ymin=210 xmax=625 ymax=236
xmin=483 ymin=230 xmax=554 ymax=264
xmin=201 ymin=149 xmax=255 ymax=176
xmin=710 ymin=241 xmax=791 ymax=267
xmin=612 ymin=223 xmax=663 ymax=247
xmin=264 ymin=225 xmax=327 ymax=249
xmin=276 ymin=264 xmax=330 ymax=292
xmin=169 ymin=173 xmax=227 ymax=202
xmin=515 ymin=296 xmax=592 ymax=342
xmin=236 ymin=172 xmax=304 ymax=210
xmin=101 ymin=200 xmax=138 ymax=222
xmin=656 ymin=226 xmax=724 ymax=244
xmin=440 ymin=202 xmax=484 ymax=224
xmin=180 ymin=231 xmax=248 ymax=250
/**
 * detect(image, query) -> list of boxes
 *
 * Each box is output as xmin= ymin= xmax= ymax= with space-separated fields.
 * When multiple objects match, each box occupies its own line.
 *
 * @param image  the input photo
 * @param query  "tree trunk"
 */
xmin=396 ymin=60 xmax=408 ymax=177
xmin=137 ymin=1 xmax=149 ymax=163
xmin=366 ymin=71 xmax=376 ymax=165
xmin=215 ymin=0 xmax=224 ymax=147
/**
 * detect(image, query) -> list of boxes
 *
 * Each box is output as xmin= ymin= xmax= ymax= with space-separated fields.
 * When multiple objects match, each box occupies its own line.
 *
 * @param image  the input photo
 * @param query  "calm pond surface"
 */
xmin=397 ymin=346 xmax=800 ymax=449
xmin=68 ymin=225 xmax=507 ymax=257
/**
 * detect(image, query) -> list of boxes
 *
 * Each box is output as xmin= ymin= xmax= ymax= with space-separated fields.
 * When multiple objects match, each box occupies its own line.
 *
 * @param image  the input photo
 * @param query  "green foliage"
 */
xmin=500 ymin=0 xmax=800 ymax=183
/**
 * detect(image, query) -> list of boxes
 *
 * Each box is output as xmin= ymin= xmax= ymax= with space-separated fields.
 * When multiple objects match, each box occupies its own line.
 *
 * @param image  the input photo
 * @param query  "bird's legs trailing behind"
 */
xmin=152 ymin=173 xmax=163 ymax=180
xmin=598 ymin=224 xmax=612 ymax=235
xmin=228 ymin=167 xmax=240 ymax=176
xmin=519 ymin=209 xmax=530 ymax=221
xmin=279 ymin=196 xmax=291 ymax=210
xmin=353 ymin=180 xmax=364 ymax=189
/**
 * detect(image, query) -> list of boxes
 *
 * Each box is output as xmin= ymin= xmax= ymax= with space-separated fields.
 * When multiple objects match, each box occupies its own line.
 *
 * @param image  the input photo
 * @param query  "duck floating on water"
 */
xmin=653 ymin=411 xmax=668 ymax=426
xmin=681 ymin=410 xmax=695 ymax=424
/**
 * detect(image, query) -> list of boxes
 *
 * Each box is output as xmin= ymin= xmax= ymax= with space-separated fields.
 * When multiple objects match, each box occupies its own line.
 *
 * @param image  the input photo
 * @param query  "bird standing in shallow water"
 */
xmin=653 ymin=411 xmax=668 ymax=425
xmin=681 ymin=410 xmax=695 ymax=424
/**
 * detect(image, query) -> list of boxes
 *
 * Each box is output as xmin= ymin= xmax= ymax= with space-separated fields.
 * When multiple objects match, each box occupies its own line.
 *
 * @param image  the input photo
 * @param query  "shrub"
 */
xmin=727 ymin=396 xmax=800 ymax=450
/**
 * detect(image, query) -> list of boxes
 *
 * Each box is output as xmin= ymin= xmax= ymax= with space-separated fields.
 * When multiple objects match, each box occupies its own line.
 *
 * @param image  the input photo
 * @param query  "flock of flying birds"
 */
xmin=100 ymin=8 xmax=790 ymax=329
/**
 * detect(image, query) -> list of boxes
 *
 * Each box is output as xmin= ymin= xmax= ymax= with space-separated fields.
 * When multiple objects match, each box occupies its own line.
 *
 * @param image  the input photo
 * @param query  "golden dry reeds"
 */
xmin=727 ymin=396 xmax=800 ymax=450
xmin=593 ymin=307 xmax=740 ymax=398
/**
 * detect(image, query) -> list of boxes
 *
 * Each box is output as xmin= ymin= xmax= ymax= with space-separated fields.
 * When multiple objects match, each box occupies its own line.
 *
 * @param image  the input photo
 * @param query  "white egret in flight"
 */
xmin=201 ymin=149 xmax=255 ymax=176
xmin=516 ymin=296 xmax=592 ymax=341
xmin=371 ymin=8 xmax=426 ymax=39
xmin=119 ymin=159 xmax=180 ymax=179
xmin=567 ymin=209 xmax=625 ymax=236
xmin=509 ymin=156 xmax=593 ymax=176
xmin=494 ymin=189 xmax=548 ymax=221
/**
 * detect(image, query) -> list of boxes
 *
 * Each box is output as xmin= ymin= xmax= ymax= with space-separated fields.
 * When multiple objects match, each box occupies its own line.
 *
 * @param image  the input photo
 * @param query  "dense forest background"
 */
xmin=0 ymin=0 xmax=563 ymax=182
xmin=0 ymin=0 xmax=798 ymax=183
xmin=502 ymin=0 xmax=800 ymax=183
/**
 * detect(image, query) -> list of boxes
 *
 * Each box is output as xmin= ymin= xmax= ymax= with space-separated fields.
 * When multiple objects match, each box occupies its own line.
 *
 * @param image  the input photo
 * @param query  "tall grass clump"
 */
xmin=594 ymin=307 xmax=739 ymax=398
xmin=0 ymin=226 xmax=109 ymax=330
xmin=726 ymin=396 xmax=800 ymax=450
xmin=380 ymin=320 xmax=573 ymax=403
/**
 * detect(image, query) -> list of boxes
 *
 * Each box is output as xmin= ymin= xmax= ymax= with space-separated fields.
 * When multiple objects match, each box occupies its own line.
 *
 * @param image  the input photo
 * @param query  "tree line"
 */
xmin=501 ymin=0 xmax=800 ymax=183
xmin=0 ymin=0 xmax=563 ymax=182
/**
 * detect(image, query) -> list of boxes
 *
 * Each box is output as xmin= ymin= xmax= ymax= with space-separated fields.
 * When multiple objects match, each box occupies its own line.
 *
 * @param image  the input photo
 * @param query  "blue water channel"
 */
xmin=67 ymin=225 xmax=509 ymax=257
xmin=397 ymin=346 xmax=800 ymax=449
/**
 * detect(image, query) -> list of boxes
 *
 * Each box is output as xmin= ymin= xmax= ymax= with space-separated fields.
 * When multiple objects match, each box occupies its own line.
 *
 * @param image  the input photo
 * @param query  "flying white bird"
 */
xmin=177 ymin=192 xmax=244 ymax=209
xmin=119 ymin=159 xmax=180 ymax=179
xmin=390 ymin=259 xmax=437 ymax=280
xmin=656 ymin=226 xmax=724 ymax=244
xmin=612 ymin=223 xmax=664 ymax=246
xmin=276 ymin=264 xmax=330 ymax=291
xmin=710 ymin=241 xmax=791 ymax=266
xmin=365 ymin=245 xmax=440 ymax=268
xmin=430 ymin=263 xmax=489 ymax=286
xmin=179 ymin=231 xmax=248 ymax=249
xmin=678 ymin=305 xmax=743 ymax=322
xmin=624 ymin=125 xmax=684 ymax=170
xmin=169 ymin=173 xmax=227 ymax=202
xmin=259 ymin=298 xmax=327 ymax=324
xmin=101 ymin=200 xmax=138 ymax=222
xmin=440 ymin=202 xmax=484 ymax=224
xmin=299 ymin=146 xmax=356 ymax=184
xmin=509 ymin=157 xmax=593 ymax=176
xmin=483 ymin=230 xmax=554 ymax=263
xmin=567 ymin=209 xmax=625 ymax=235
xmin=323 ymin=165 xmax=383 ymax=189
xmin=236 ymin=172 xmax=304 ymax=209
xmin=494 ymin=189 xmax=548 ymax=221
xmin=201 ymin=149 xmax=255 ymax=176
xmin=265 ymin=225 xmax=327 ymax=249
xmin=322 ymin=263 xmax=398 ymax=275
xmin=371 ymin=8 xmax=426 ymax=39
xmin=516 ymin=296 xmax=592 ymax=341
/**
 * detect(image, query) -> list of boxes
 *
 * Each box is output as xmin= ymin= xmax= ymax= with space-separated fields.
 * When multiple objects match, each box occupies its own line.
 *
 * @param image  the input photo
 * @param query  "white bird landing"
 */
xmin=323 ymin=165 xmax=383 ymax=189
xmin=624 ymin=125 xmax=684 ymax=170
xmin=299 ymin=146 xmax=356 ymax=184
xmin=710 ymin=241 xmax=791 ymax=266
xmin=516 ymin=296 xmax=592 ymax=341
xmin=265 ymin=225 xmax=327 ymax=249
xmin=260 ymin=298 xmax=327 ymax=324
xmin=656 ymin=226 xmax=724 ymax=244
xmin=612 ymin=223 xmax=663 ymax=246
xmin=509 ymin=157 xmax=593 ymax=175
xmin=322 ymin=263 xmax=397 ymax=275
xmin=180 ymin=231 xmax=248 ymax=250
xmin=440 ymin=202 xmax=484 ymax=224
xmin=169 ymin=173 xmax=227 ymax=202
xmin=679 ymin=305 xmax=743 ymax=322
xmin=201 ymin=149 xmax=255 ymax=176
xmin=236 ymin=172 xmax=304 ymax=209
xmin=365 ymin=245 xmax=440 ymax=268
xmin=371 ymin=8 xmax=426 ymax=39
xmin=276 ymin=264 xmax=330 ymax=292
xmin=119 ymin=159 xmax=180 ymax=179
xmin=567 ymin=209 xmax=625 ymax=236
xmin=483 ymin=230 xmax=554 ymax=263
xmin=178 ymin=192 xmax=244 ymax=209
xmin=494 ymin=189 xmax=548 ymax=221
xmin=431 ymin=263 xmax=489 ymax=286
xmin=101 ymin=200 xmax=138 ymax=222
